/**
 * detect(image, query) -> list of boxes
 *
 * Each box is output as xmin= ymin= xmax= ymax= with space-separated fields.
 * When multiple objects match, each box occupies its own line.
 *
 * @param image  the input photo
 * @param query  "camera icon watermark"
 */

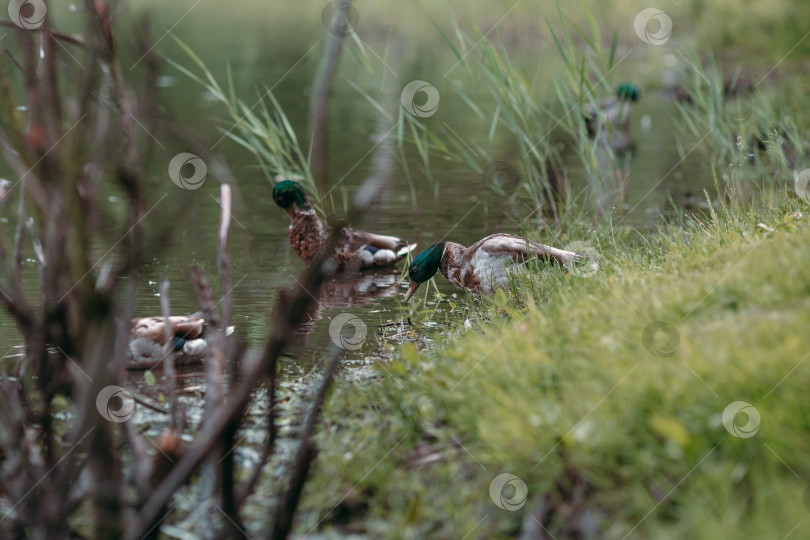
xmin=564 ymin=241 xmax=600 ymax=278
xmin=181 ymin=466 xmax=216 ymax=505
xmin=642 ymin=321 xmax=680 ymax=358
xmin=321 ymin=1 xmax=359 ymax=37
xmin=96 ymin=385 xmax=135 ymax=423
xmin=93 ymin=73 xmax=118 ymax=110
xmin=8 ymin=0 xmax=46 ymax=30
xmin=249 ymin=234 xmax=276 ymax=269
xmin=489 ymin=473 xmax=528 ymax=511
xmin=401 ymin=80 xmax=440 ymax=118
xmin=722 ymin=401 xmax=760 ymax=438
xmin=724 ymin=95 xmax=753 ymax=125
xmin=409 ymin=393 xmax=444 ymax=431
xmin=634 ymin=8 xmax=672 ymax=45
xmin=329 ymin=312 xmax=367 ymax=350
xmin=168 ymin=152 xmax=207 ymax=190
xmin=795 ymin=169 xmax=810 ymax=203
xmin=481 ymin=161 xmax=520 ymax=195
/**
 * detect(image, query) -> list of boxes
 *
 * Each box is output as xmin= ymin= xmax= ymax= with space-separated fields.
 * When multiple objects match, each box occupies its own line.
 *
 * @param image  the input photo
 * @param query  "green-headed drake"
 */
xmin=127 ymin=314 xmax=234 ymax=370
xmin=404 ymin=234 xmax=584 ymax=300
xmin=583 ymin=83 xmax=640 ymax=150
xmin=273 ymin=180 xmax=416 ymax=272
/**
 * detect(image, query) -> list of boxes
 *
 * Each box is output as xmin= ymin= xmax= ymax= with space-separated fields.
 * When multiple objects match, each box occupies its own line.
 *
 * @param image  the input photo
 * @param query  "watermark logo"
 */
xmin=329 ymin=312 xmax=367 ymax=350
xmin=642 ymin=321 xmax=680 ymax=357
xmin=634 ymin=8 xmax=672 ymax=45
xmin=96 ymin=385 xmax=135 ymax=423
xmin=489 ymin=473 xmax=528 ymax=511
xmin=724 ymin=95 xmax=753 ymax=125
xmin=795 ymin=168 xmax=810 ymax=203
xmin=722 ymin=401 xmax=760 ymax=438
xmin=8 ymin=0 xmax=46 ymax=30
xmin=168 ymin=152 xmax=207 ymax=190
xmin=93 ymin=74 xmax=118 ymax=109
xmin=401 ymin=80 xmax=440 ymax=118
xmin=249 ymin=234 xmax=276 ymax=268
xmin=182 ymin=466 xmax=216 ymax=504
xmin=321 ymin=1 xmax=359 ymax=37
xmin=481 ymin=161 xmax=520 ymax=195
xmin=410 ymin=393 xmax=443 ymax=430
xmin=564 ymin=241 xmax=600 ymax=278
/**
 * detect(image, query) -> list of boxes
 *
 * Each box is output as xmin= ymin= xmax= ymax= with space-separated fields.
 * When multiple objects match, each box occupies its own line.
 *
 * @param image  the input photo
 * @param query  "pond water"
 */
xmin=0 ymin=2 xmax=713 ymax=376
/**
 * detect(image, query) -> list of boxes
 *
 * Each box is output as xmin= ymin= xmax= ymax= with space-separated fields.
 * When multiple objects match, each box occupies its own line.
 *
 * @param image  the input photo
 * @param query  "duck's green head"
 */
xmin=404 ymin=242 xmax=445 ymax=301
xmin=272 ymin=180 xmax=309 ymax=210
xmin=616 ymin=82 xmax=640 ymax=102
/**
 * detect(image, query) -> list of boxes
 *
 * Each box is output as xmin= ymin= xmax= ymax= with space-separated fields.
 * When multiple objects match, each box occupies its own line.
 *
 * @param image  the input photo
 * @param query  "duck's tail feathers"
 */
xmin=530 ymin=242 xmax=582 ymax=265
xmin=397 ymin=242 xmax=418 ymax=259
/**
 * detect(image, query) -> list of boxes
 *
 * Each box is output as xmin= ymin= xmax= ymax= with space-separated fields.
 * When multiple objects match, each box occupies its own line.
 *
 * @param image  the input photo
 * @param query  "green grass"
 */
xmin=296 ymin=193 xmax=810 ymax=538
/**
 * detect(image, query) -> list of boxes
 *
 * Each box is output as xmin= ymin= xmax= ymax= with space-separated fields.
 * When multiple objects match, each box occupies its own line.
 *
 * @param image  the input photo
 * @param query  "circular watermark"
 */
xmin=96 ymin=385 xmax=135 ymax=423
xmin=409 ymin=393 xmax=444 ymax=431
xmin=489 ymin=473 xmax=528 ymax=511
xmin=722 ymin=401 xmax=760 ymax=438
xmin=182 ymin=466 xmax=216 ymax=505
xmin=481 ymin=161 xmax=520 ymax=195
xmin=8 ymin=0 xmax=46 ymax=30
xmin=724 ymin=95 xmax=753 ymax=125
xmin=795 ymin=168 xmax=810 ymax=203
xmin=168 ymin=153 xmax=207 ymax=190
xmin=249 ymin=234 xmax=276 ymax=268
xmin=634 ymin=8 xmax=672 ymax=45
xmin=401 ymin=80 xmax=440 ymax=118
xmin=320 ymin=1 xmax=359 ymax=37
xmin=329 ymin=312 xmax=367 ymax=350
xmin=94 ymin=73 xmax=118 ymax=109
xmin=642 ymin=321 xmax=680 ymax=358
xmin=564 ymin=241 xmax=600 ymax=278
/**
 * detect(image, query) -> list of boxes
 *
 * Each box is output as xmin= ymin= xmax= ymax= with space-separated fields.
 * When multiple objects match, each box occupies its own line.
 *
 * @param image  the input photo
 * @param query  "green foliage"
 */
xmin=169 ymin=37 xmax=314 ymax=193
xmin=302 ymin=194 xmax=810 ymax=538
xmin=672 ymin=50 xmax=808 ymax=199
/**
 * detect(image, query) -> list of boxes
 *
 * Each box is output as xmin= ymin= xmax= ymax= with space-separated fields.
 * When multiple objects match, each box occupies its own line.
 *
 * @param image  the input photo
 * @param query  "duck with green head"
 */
xmin=273 ymin=180 xmax=416 ymax=272
xmin=404 ymin=233 xmax=585 ymax=300
xmin=583 ymin=82 xmax=640 ymax=150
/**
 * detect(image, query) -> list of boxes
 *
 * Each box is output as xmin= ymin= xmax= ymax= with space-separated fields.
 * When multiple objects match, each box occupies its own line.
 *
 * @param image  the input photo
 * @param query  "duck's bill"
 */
xmin=403 ymin=281 xmax=421 ymax=302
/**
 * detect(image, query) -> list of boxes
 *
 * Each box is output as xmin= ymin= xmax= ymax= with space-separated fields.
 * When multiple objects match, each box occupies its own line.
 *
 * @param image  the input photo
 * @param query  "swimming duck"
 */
xmin=127 ymin=314 xmax=233 ymax=370
xmin=583 ymin=83 xmax=640 ymax=151
xmin=273 ymin=180 xmax=416 ymax=272
xmin=404 ymin=234 xmax=584 ymax=300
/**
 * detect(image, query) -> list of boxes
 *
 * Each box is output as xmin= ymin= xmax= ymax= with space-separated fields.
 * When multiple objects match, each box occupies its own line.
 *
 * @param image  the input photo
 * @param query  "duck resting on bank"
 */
xmin=127 ymin=314 xmax=234 ymax=370
xmin=273 ymin=180 xmax=416 ymax=272
xmin=404 ymin=234 xmax=584 ymax=300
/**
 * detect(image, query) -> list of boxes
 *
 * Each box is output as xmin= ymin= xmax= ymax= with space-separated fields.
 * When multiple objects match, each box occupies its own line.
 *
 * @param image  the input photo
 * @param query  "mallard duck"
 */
xmin=404 ymin=234 xmax=583 ymax=300
xmin=583 ymin=83 xmax=640 ymax=151
xmin=127 ymin=314 xmax=233 ymax=370
xmin=273 ymin=180 xmax=416 ymax=271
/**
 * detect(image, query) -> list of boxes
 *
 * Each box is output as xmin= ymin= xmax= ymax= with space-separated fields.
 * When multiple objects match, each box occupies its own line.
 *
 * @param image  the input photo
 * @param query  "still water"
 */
xmin=0 ymin=2 xmax=711 ymax=373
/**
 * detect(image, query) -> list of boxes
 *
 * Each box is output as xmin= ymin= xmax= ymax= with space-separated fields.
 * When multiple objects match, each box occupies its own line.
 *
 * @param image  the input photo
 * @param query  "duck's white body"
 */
xmin=126 ymin=315 xmax=234 ymax=370
xmin=439 ymin=234 xmax=583 ymax=295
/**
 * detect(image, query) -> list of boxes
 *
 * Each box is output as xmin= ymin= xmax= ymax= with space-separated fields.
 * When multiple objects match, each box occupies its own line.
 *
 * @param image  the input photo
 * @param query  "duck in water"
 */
xmin=273 ymin=180 xmax=416 ymax=272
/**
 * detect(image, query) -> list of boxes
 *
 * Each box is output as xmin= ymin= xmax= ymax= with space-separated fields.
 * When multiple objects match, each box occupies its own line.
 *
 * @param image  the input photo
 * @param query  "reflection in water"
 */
xmin=293 ymin=269 xmax=403 ymax=349
xmin=0 ymin=17 xmax=715 ymax=375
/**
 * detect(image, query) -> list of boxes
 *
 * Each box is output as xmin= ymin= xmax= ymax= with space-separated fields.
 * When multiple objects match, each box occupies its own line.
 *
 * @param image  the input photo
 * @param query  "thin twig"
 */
xmin=159 ymin=280 xmax=178 ymax=430
xmin=270 ymin=347 xmax=342 ymax=540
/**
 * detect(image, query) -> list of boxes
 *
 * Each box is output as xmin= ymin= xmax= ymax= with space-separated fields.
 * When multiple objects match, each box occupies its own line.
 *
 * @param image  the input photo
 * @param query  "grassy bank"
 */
xmin=294 ymin=193 xmax=810 ymax=538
